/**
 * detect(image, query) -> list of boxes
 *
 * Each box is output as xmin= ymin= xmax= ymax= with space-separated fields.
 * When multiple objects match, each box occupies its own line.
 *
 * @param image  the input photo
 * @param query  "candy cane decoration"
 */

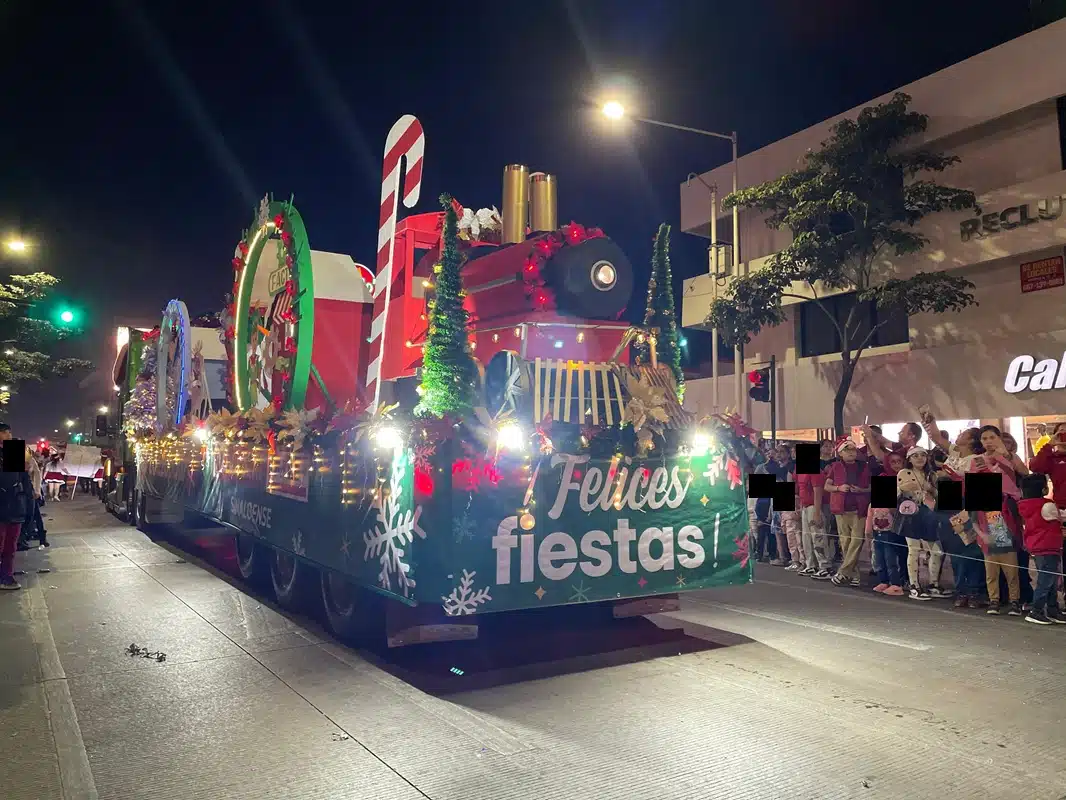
xmin=366 ymin=115 xmax=425 ymax=407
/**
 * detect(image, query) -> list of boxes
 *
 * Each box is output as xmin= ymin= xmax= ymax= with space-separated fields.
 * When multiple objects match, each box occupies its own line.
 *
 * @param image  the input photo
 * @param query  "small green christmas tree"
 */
xmin=635 ymin=223 xmax=684 ymax=400
xmin=416 ymin=194 xmax=479 ymax=417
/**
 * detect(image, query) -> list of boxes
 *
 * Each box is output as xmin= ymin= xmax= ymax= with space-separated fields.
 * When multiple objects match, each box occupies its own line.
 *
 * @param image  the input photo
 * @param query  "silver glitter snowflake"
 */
xmin=362 ymin=457 xmax=426 ymax=597
xmin=441 ymin=569 xmax=492 ymax=616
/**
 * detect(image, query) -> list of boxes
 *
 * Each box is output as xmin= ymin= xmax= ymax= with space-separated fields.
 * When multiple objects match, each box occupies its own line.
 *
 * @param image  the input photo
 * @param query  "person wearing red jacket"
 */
xmin=825 ymin=440 xmax=871 ymax=587
xmin=1018 ymin=473 xmax=1066 ymax=625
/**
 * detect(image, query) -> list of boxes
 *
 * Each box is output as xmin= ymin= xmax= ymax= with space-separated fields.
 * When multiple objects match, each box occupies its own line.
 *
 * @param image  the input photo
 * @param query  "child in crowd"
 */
xmin=1017 ymin=473 xmax=1066 ymax=625
xmin=869 ymin=450 xmax=906 ymax=596
xmin=897 ymin=447 xmax=950 ymax=600
xmin=947 ymin=512 xmax=987 ymax=609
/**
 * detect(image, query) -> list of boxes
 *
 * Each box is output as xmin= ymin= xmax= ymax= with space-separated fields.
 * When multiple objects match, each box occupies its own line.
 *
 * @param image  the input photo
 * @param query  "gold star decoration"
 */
xmin=700 ymin=494 xmax=709 ymax=506
xmin=534 ymin=586 xmax=546 ymax=600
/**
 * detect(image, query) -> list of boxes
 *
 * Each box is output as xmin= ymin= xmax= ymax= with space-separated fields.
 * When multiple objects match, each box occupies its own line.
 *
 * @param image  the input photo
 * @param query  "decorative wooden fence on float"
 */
xmin=530 ymin=359 xmax=692 ymax=429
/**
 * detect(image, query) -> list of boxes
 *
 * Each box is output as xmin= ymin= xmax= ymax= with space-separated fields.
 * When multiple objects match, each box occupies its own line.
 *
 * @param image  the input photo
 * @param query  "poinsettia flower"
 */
xmin=732 ymin=533 xmax=751 ymax=569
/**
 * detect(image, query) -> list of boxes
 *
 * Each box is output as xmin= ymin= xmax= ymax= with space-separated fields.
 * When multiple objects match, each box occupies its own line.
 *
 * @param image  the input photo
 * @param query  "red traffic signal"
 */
xmin=748 ymin=367 xmax=771 ymax=403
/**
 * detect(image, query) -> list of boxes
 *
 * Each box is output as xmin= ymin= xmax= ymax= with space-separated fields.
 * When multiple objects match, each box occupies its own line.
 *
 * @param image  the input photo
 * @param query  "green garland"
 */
xmin=635 ymin=223 xmax=684 ymax=400
xmin=416 ymin=194 xmax=479 ymax=418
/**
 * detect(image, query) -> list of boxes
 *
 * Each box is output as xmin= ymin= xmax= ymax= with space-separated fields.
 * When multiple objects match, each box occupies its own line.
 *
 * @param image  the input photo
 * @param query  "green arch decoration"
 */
xmin=233 ymin=199 xmax=315 ymax=412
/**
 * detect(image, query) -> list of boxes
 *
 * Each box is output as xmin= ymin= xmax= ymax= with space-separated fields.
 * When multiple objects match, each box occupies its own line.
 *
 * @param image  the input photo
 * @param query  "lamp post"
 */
xmin=601 ymin=103 xmax=743 ymax=414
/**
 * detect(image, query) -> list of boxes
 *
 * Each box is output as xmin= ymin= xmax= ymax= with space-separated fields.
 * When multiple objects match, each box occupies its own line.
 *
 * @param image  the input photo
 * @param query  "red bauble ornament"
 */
xmin=232 ymin=256 xmax=243 ymax=269
xmin=285 ymin=254 xmax=294 ymax=268
xmin=238 ymin=241 xmax=249 ymax=255
xmin=284 ymin=279 xmax=295 ymax=296
xmin=280 ymin=231 xmax=293 ymax=245
xmin=273 ymin=213 xmax=284 ymax=229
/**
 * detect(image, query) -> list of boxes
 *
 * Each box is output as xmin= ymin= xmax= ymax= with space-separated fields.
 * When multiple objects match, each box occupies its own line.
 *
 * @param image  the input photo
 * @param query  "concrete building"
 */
xmin=680 ymin=19 xmax=1066 ymax=455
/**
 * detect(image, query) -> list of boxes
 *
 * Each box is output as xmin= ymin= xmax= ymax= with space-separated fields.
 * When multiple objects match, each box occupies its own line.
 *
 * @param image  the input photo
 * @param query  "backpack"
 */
xmin=0 ymin=471 xmax=29 ymax=522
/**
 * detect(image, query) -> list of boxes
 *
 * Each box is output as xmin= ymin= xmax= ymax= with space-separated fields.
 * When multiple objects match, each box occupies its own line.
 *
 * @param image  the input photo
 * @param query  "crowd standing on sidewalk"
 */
xmin=0 ymin=424 xmax=41 ymax=591
xmin=750 ymin=414 xmax=1066 ymax=626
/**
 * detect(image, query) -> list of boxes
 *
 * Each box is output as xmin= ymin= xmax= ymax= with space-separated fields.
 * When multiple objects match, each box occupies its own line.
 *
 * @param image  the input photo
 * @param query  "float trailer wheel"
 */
xmin=270 ymin=548 xmax=316 ymax=611
xmin=320 ymin=570 xmax=384 ymax=644
xmin=235 ymin=533 xmax=271 ymax=589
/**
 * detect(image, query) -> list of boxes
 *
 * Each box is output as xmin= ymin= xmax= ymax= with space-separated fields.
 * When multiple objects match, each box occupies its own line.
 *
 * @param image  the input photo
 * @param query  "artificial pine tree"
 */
xmin=636 ymin=223 xmax=685 ymax=400
xmin=416 ymin=194 xmax=479 ymax=418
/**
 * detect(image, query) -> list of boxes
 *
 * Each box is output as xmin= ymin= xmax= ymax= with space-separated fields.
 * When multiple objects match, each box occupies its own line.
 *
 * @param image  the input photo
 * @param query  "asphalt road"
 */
xmin=2 ymin=496 xmax=1065 ymax=800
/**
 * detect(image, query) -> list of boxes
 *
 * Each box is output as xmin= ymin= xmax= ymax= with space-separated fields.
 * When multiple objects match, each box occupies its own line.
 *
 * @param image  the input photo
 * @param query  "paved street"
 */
xmin=3 ymin=496 xmax=1066 ymax=800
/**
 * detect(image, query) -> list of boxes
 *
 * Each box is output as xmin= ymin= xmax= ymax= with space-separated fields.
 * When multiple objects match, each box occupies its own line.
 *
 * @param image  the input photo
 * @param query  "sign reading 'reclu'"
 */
xmin=1004 ymin=353 xmax=1066 ymax=394
xmin=960 ymin=196 xmax=1066 ymax=242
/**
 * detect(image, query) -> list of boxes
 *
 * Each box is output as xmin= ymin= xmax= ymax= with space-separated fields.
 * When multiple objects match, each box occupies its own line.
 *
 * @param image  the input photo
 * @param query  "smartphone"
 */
xmin=917 ymin=404 xmax=931 ymax=423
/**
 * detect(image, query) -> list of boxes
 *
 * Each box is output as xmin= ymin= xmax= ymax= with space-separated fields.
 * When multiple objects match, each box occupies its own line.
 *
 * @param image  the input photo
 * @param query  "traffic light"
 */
xmin=748 ymin=367 xmax=771 ymax=403
xmin=55 ymin=306 xmax=78 ymax=326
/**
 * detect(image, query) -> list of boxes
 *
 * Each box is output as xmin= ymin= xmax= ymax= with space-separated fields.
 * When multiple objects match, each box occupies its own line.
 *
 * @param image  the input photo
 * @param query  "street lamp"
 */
xmin=601 ymin=100 xmax=743 ymax=413
xmin=98 ymin=405 xmax=108 ymax=414
xmin=64 ymin=419 xmax=75 ymax=429
xmin=4 ymin=239 xmax=28 ymax=254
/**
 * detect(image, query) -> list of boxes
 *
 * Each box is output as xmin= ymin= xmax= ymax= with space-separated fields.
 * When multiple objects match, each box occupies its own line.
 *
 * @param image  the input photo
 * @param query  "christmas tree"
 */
xmin=636 ymin=223 xmax=684 ymax=399
xmin=123 ymin=340 xmax=158 ymax=439
xmin=416 ymin=195 xmax=479 ymax=418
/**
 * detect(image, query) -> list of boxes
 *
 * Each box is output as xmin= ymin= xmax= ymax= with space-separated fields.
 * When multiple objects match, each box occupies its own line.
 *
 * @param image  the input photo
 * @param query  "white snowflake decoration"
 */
xmin=703 ymin=453 xmax=726 ymax=486
xmin=257 ymin=195 xmax=271 ymax=229
xmin=362 ymin=457 xmax=426 ymax=597
xmin=442 ymin=569 xmax=492 ymax=616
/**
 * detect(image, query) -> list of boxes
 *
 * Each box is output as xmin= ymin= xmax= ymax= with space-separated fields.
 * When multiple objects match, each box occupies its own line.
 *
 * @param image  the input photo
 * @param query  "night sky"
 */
xmin=0 ymin=0 xmax=1030 ymax=440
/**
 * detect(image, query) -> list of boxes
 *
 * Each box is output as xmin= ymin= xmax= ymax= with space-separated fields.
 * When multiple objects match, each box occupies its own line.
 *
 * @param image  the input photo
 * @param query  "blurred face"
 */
xmin=900 ymin=423 xmax=920 ymax=447
xmin=820 ymin=441 xmax=834 ymax=459
xmin=980 ymin=429 xmax=1004 ymax=454
xmin=1002 ymin=434 xmax=1017 ymax=455
xmin=1054 ymin=423 xmax=1066 ymax=444
xmin=887 ymin=453 xmax=905 ymax=472
xmin=838 ymin=444 xmax=857 ymax=463
xmin=774 ymin=445 xmax=790 ymax=463
xmin=908 ymin=451 xmax=928 ymax=469
xmin=0 ymin=429 xmax=11 ymax=442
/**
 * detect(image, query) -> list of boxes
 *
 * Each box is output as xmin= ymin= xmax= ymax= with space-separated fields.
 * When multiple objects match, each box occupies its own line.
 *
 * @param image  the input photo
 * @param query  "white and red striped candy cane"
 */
xmin=366 ymin=115 xmax=425 ymax=408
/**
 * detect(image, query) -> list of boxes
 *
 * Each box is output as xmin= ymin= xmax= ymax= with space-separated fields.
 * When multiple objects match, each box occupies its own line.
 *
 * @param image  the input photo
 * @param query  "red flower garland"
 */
xmin=522 ymin=221 xmax=605 ymax=312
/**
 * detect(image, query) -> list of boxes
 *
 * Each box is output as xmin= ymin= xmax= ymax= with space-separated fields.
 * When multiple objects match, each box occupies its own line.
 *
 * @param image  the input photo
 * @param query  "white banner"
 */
xmin=63 ymin=444 xmax=102 ymax=478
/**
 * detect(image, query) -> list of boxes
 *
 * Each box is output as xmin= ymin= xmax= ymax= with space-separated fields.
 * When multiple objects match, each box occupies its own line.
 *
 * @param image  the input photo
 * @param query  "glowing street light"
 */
xmin=98 ymin=405 xmax=108 ymax=414
xmin=59 ymin=310 xmax=75 ymax=324
xmin=3 ymin=349 xmax=13 ymax=356
xmin=602 ymin=101 xmax=625 ymax=120
xmin=4 ymin=239 xmax=28 ymax=254
xmin=64 ymin=419 xmax=75 ymax=428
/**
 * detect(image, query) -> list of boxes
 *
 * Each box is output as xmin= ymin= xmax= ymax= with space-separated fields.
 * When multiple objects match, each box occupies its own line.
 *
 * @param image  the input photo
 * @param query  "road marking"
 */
xmin=684 ymin=597 xmax=934 ymax=651
xmin=27 ymin=582 xmax=99 ymax=800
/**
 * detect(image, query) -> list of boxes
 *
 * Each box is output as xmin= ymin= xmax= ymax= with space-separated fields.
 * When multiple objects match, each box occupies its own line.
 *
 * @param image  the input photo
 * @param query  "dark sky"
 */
xmin=0 ymin=0 xmax=1030 ymax=439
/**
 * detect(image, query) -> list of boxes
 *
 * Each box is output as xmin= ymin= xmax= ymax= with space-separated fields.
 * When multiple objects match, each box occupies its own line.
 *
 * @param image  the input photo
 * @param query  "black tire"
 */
xmin=235 ymin=533 xmax=271 ymax=588
xmin=134 ymin=491 xmax=149 ymax=532
xmin=321 ymin=571 xmax=385 ymax=644
xmin=270 ymin=548 xmax=316 ymax=611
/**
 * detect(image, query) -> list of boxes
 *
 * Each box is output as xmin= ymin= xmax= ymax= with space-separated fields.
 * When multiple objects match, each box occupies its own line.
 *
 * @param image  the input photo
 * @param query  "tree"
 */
xmin=706 ymin=92 xmax=979 ymax=435
xmin=634 ymin=223 xmax=685 ymax=400
xmin=416 ymin=194 xmax=479 ymax=418
xmin=0 ymin=273 xmax=91 ymax=411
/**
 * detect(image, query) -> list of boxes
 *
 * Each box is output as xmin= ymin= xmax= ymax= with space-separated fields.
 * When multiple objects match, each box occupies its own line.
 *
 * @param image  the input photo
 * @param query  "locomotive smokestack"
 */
xmin=501 ymin=164 xmax=530 ymax=244
xmin=529 ymin=172 xmax=558 ymax=233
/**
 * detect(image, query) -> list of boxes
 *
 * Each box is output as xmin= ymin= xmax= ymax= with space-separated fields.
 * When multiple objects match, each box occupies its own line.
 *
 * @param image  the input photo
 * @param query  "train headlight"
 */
xmin=591 ymin=261 xmax=617 ymax=291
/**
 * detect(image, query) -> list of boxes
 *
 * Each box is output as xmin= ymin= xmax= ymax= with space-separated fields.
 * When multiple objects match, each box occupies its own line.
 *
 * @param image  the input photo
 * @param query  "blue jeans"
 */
xmin=874 ymin=533 xmax=905 ymax=586
xmin=951 ymin=544 xmax=985 ymax=597
xmin=1032 ymin=554 xmax=1062 ymax=613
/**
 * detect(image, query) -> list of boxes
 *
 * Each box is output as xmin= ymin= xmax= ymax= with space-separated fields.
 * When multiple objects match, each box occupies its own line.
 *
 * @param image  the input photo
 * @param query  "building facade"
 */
xmin=680 ymin=19 xmax=1066 ymax=455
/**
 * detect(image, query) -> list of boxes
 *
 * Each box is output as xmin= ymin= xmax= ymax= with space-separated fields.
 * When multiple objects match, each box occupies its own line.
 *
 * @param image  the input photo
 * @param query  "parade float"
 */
xmin=128 ymin=115 xmax=757 ymax=646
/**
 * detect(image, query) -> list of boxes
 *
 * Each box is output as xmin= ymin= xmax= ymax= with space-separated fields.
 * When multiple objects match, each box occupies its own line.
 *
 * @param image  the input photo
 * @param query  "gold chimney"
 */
xmin=529 ymin=172 xmax=557 ymax=233
xmin=501 ymin=164 xmax=530 ymax=244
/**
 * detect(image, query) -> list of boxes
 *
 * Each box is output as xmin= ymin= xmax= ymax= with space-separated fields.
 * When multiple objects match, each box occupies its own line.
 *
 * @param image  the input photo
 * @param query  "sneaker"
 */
xmin=1025 ymin=609 xmax=1053 ymax=625
xmin=987 ymin=602 xmax=1001 ymax=615
xmin=1046 ymin=609 xmax=1066 ymax=624
xmin=927 ymin=586 xmax=952 ymax=599
xmin=769 ymin=559 xmax=786 ymax=567
xmin=784 ymin=562 xmax=800 ymax=572
xmin=1008 ymin=602 xmax=1023 ymax=617
xmin=882 ymin=585 xmax=904 ymax=596
xmin=831 ymin=573 xmax=849 ymax=586
xmin=908 ymin=586 xmax=931 ymax=601
xmin=0 ymin=579 xmax=21 ymax=591
xmin=850 ymin=577 xmax=862 ymax=587
xmin=872 ymin=583 xmax=889 ymax=593
xmin=811 ymin=570 xmax=831 ymax=581
xmin=798 ymin=566 xmax=816 ymax=576
xmin=953 ymin=596 xmax=970 ymax=609
xmin=972 ymin=598 xmax=989 ymax=609
xmin=1022 ymin=602 xmax=1032 ymax=612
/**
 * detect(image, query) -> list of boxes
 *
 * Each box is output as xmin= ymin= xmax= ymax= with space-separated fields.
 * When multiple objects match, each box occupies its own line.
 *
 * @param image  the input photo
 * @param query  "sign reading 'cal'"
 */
xmin=1004 ymin=353 xmax=1066 ymax=394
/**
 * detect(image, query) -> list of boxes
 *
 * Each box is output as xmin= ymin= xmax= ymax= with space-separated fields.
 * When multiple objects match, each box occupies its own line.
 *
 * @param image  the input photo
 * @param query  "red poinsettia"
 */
xmin=732 ymin=532 xmax=751 ymax=569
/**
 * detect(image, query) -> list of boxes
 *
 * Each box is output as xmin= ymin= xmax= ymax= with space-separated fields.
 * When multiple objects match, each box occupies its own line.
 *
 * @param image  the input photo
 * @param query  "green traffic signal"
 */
xmin=60 ymin=310 xmax=74 ymax=324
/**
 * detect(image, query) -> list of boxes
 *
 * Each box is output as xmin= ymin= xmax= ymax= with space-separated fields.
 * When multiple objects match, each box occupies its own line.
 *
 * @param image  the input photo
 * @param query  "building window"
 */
xmin=797 ymin=292 xmax=909 ymax=358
